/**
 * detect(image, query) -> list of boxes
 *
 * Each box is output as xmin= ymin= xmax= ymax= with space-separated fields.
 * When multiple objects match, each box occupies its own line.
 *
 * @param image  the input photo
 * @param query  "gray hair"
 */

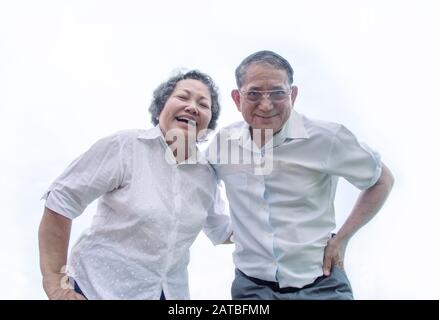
xmin=149 ymin=70 xmax=220 ymax=130
xmin=235 ymin=50 xmax=294 ymax=88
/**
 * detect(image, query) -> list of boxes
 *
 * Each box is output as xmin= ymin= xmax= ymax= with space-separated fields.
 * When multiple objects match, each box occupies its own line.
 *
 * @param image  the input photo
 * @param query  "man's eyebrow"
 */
xmin=246 ymin=85 xmax=287 ymax=91
xmin=270 ymin=85 xmax=287 ymax=90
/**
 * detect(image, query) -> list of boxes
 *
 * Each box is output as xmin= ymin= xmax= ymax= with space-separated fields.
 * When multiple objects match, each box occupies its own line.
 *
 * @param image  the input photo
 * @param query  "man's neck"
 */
xmin=250 ymin=127 xmax=277 ymax=149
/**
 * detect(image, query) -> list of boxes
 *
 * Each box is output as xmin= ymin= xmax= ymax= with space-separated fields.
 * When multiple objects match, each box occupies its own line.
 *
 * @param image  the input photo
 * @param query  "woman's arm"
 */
xmin=38 ymin=207 xmax=85 ymax=300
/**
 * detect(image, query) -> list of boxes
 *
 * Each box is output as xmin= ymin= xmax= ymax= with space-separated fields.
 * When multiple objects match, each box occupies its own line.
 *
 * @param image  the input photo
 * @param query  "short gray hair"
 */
xmin=149 ymin=70 xmax=220 ymax=130
xmin=235 ymin=50 xmax=294 ymax=88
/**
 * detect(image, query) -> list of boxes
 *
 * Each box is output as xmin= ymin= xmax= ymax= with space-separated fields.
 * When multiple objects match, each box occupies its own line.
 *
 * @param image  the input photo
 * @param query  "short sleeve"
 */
xmin=203 ymin=182 xmax=232 ymax=245
xmin=324 ymin=125 xmax=382 ymax=190
xmin=41 ymin=133 xmax=126 ymax=219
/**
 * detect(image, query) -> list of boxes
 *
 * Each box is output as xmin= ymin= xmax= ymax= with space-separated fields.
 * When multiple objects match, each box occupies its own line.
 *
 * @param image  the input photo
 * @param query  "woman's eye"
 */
xmin=176 ymin=95 xmax=188 ymax=100
xmin=199 ymin=104 xmax=210 ymax=109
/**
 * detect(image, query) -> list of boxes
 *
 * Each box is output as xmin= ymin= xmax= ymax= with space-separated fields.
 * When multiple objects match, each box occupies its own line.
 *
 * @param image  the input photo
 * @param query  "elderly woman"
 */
xmin=38 ymin=70 xmax=231 ymax=300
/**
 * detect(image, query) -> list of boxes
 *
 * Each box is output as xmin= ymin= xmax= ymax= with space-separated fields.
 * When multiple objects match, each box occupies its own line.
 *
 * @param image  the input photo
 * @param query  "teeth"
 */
xmin=176 ymin=116 xmax=196 ymax=125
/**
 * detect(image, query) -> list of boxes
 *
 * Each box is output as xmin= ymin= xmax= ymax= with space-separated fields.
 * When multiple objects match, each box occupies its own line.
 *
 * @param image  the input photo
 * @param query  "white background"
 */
xmin=1 ymin=0 xmax=438 ymax=299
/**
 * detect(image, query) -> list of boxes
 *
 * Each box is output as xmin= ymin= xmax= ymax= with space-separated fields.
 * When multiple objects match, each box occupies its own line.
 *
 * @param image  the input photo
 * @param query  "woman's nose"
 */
xmin=185 ymin=103 xmax=199 ymax=114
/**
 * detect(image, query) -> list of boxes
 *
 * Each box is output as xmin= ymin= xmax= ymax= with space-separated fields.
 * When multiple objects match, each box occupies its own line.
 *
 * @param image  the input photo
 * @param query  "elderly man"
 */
xmin=208 ymin=50 xmax=394 ymax=300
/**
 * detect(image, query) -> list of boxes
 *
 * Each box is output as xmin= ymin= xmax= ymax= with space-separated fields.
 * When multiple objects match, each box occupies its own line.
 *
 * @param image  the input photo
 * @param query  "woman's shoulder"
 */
xmin=113 ymin=128 xmax=142 ymax=138
xmin=115 ymin=127 xmax=162 ymax=141
xmin=92 ymin=129 xmax=145 ymax=153
xmin=108 ymin=129 xmax=152 ymax=144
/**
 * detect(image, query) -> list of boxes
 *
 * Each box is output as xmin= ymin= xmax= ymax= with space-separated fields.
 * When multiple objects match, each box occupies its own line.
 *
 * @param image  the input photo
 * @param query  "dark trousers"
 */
xmin=232 ymin=267 xmax=353 ymax=300
xmin=73 ymin=280 xmax=87 ymax=299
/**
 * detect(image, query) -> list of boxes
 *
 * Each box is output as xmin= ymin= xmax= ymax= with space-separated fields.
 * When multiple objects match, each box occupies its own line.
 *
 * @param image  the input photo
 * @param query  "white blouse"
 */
xmin=42 ymin=126 xmax=231 ymax=299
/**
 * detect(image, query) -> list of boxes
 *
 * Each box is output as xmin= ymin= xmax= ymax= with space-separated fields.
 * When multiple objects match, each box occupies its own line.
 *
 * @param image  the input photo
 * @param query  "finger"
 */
xmin=66 ymin=290 xmax=86 ymax=300
xmin=73 ymin=293 xmax=87 ymax=300
xmin=323 ymin=255 xmax=332 ymax=276
xmin=55 ymin=289 xmax=86 ymax=300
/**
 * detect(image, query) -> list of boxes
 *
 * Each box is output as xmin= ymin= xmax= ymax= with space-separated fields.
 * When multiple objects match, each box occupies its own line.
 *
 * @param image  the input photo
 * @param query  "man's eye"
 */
xmin=247 ymin=91 xmax=261 ymax=97
xmin=269 ymin=91 xmax=288 ymax=100
xmin=272 ymin=90 xmax=286 ymax=97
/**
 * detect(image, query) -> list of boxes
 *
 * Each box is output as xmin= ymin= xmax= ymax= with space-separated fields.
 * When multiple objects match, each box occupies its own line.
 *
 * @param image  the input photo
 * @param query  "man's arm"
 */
xmin=38 ymin=207 xmax=85 ymax=299
xmin=323 ymin=162 xmax=394 ymax=275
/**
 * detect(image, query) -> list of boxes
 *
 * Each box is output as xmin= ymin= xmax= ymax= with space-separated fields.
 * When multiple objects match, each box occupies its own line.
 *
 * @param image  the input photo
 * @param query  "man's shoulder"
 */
xmin=300 ymin=113 xmax=343 ymax=138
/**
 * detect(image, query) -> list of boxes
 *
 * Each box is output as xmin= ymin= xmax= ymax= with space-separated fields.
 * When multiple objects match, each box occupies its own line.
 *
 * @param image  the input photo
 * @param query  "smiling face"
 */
xmin=158 ymin=79 xmax=212 ymax=141
xmin=232 ymin=63 xmax=298 ymax=134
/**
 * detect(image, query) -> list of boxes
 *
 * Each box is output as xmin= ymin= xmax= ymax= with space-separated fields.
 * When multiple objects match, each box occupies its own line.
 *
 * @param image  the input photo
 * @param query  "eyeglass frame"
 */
xmin=238 ymin=89 xmax=293 ymax=103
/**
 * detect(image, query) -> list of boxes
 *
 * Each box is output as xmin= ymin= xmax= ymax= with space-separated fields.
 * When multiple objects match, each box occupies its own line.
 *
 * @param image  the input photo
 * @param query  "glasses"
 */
xmin=239 ymin=89 xmax=291 ymax=103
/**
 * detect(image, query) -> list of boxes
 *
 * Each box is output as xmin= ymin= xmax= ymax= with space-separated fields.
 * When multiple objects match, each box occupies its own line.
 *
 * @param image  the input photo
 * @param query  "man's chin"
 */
xmin=251 ymin=124 xmax=276 ymax=131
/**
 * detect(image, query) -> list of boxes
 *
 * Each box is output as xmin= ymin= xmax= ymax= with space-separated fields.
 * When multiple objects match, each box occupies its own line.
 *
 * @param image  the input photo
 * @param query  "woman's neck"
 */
xmin=166 ymin=137 xmax=196 ymax=163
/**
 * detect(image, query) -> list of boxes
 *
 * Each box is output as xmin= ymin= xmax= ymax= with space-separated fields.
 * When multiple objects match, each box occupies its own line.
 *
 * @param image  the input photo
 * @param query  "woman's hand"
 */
xmin=43 ymin=273 xmax=86 ymax=300
xmin=39 ymin=208 xmax=85 ymax=299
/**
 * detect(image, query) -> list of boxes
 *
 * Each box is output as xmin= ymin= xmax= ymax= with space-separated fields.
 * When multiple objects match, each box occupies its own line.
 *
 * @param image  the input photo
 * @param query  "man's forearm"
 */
xmin=337 ymin=162 xmax=394 ymax=242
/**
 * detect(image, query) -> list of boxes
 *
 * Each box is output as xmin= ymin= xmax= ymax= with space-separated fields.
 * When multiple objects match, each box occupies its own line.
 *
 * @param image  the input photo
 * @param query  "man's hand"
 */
xmin=43 ymin=273 xmax=86 ymax=300
xmin=322 ymin=235 xmax=347 ymax=276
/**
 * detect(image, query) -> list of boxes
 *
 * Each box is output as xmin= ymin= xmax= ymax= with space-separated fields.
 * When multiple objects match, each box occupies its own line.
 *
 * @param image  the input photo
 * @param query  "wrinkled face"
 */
xmin=158 ymin=79 xmax=212 ymax=140
xmin=232 ymin=63 xmax=298 ymax=134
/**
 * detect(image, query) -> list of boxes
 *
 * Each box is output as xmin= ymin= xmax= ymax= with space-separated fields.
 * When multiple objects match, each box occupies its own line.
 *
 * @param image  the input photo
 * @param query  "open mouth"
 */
xmin=175 ymin=116 xmax=197 ymax=126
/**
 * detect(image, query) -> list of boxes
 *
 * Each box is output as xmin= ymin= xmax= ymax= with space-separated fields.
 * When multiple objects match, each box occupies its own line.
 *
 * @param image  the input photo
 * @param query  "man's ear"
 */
xmin=290 ymin=86 xmax=298 ymax=107
xmin=231 ymin=89 xmax=242 ymax=112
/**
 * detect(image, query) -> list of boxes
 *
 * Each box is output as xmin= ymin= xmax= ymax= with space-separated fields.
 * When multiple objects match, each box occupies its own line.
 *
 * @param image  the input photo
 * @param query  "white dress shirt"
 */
xmin=42 ymin=125 xmax=231 ymax=299
xmin=208 ymin=111 xmax=382 ymax=288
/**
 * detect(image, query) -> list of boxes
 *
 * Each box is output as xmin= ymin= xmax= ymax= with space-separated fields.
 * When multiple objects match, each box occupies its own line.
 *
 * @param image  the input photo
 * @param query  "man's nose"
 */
xmin=258 ymin=97 xmax=274 ymax=112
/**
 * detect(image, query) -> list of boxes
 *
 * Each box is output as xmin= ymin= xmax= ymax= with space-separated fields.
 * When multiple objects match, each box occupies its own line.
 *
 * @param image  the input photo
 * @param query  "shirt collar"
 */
xmin=137 ymin=125 xmax=164 ymax=140
xmin=138 ymin=125 xmax=206 ymax=165
xmin=279 ymin=110 xmax=309 ymax=140
xmin=227 ymin=110 xmax=309 ymax=145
